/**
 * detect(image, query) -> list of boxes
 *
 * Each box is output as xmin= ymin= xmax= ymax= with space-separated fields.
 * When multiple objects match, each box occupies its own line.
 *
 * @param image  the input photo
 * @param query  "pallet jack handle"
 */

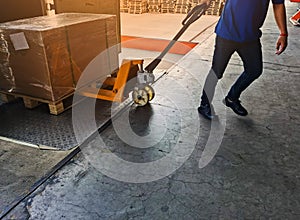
xmin=144 ymin=3 xmax=208 ymax=73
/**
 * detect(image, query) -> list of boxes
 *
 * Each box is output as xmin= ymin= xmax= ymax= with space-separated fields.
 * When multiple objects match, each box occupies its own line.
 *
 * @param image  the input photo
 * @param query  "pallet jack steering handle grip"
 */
xmin=182 ymin=3 xmax=208 ymax=26
xmin=145 ymin=3 xmax=208 ymax=73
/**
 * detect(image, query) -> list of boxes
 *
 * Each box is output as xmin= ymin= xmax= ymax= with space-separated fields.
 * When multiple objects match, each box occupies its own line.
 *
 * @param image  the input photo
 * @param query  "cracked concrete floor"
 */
xmin=0 ymin=140 xmax=71 ymax=217
xmin=3 ymin=2 xmax=300 ymax=219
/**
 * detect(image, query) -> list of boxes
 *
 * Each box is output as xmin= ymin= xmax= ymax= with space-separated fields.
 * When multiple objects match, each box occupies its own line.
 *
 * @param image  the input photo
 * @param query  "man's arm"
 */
xmin=273 ymin=3 xmax=288 ymax=55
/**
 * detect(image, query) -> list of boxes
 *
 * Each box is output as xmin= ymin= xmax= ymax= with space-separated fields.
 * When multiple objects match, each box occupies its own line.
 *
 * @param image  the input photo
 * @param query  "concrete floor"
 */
xmin=0 ymin=141 xmax=71 ymax=214
xmin=1 ymin=2 xmax=300 ymax=219
xmin=120 ymin=13 xmax=219 ymax=42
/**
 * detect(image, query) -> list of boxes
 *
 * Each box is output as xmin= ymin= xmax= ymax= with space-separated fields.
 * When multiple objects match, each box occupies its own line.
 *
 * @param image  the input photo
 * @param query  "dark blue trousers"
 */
xmin=201 ymin=36 xmax=263 ymax=105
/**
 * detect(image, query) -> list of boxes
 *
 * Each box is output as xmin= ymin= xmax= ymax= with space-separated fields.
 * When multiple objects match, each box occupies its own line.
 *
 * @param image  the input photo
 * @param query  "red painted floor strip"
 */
xmin=121 ymin=35 xmax=198 ymax=55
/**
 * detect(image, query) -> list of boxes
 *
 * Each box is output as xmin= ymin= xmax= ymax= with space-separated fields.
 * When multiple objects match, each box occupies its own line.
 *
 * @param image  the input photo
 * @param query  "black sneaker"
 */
xmin=224 ymin=96 xmax=248 ymax=116
xmin=198 ymin=104 xmax=215 ymax=120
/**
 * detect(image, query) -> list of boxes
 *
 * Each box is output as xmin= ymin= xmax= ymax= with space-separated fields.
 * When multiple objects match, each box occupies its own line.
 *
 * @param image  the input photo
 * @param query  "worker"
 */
xmin=198 ymin=0 xmax=288 ymax=120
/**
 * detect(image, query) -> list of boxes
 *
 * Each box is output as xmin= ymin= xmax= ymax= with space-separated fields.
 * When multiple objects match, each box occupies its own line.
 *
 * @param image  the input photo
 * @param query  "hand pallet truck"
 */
xmin=81 ymin=4 xmax=208 ymax=106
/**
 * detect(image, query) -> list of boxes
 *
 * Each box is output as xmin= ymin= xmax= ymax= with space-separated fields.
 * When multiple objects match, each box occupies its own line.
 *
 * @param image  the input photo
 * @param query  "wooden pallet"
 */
xmin=0 ymin=93 xmax=16 ymax=103
xmin=0 ymin=91 xmax=76 ymax=115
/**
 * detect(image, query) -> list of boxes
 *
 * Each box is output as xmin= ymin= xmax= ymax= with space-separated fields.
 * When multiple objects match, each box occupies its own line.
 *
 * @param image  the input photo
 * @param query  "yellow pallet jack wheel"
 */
xmin=132 ymin=84 xmax=155 ymax=106
xmin=132 ymin=87 xmax=149 ymax=106
xmin=144 ymin=85 xmax=155 ymax=101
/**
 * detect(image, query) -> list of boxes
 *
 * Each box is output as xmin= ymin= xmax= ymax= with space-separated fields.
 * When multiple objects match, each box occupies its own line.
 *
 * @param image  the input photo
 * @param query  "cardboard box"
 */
xmin=54 ymin=0 xmax=121 ymax=45
xmin=0 ymin=0 xmax=46 ymax=23
xmin=0 ymin=13 xmax=119 ymax=101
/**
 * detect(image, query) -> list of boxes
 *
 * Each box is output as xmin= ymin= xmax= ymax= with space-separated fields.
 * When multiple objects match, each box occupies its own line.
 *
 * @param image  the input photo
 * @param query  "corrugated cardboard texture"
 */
xmin=0 ymin=13 xmax=119 ymax=101
xmin=54 ymin=0 xmax=121 ymax=45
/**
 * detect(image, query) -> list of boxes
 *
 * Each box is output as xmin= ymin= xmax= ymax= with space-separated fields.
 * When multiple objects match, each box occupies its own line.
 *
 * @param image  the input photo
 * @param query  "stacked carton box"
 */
xmin=120 ymin=0 xmax=129 ymax=13
xmin=148 ymin=0 xmax=161 ymax=13
xmin=205 ymin=0 xmax=224 ymax=16
xmin=189 ymin=0 xmax=199 ymax=6
xmin=175 ymin=0 xmax=191 ymax=14
xmin=0 ymin=0 xmax=46 ymax=23
xmin=0 ymin=13 xmax=119 ymax=102
xmin=121 ymin=0 xmax=225 ymax=15
xmin=54 ymin=0 xmax=121 ymax=45
xmin=161 ymin=0 xmax=176 ymax=13
xmin=128 ymin=0 xmax=148 ymax=14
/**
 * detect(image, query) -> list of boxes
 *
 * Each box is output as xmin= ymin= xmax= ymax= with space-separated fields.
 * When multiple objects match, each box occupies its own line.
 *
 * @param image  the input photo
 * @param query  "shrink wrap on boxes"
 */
xmin=54 ymin=0 xmax=121 ymax=45
xmin=0 ymin=13 xmax=119 ymax=102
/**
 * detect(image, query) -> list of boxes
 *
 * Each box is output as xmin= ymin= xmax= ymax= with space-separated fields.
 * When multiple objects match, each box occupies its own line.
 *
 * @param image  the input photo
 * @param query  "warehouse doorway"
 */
xmin=119 ymin=0 xmax=222 ymax=51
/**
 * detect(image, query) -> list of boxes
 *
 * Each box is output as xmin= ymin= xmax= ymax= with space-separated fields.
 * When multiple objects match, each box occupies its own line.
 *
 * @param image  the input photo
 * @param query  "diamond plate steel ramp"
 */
xmin=0 ymin=98 xmax=113 ymax=151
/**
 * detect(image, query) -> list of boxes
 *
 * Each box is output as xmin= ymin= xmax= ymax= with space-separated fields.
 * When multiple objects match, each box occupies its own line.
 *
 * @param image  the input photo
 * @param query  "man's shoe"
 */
xmin=198 ymin=104 xmax=215 ymax=120
xmin=224 ymin=96 xmax=248 ymax=116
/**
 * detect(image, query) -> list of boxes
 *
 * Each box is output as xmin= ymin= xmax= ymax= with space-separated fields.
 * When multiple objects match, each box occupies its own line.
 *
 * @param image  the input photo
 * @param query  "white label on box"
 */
xmin=9 ymin=32 xmax=30 ymax=51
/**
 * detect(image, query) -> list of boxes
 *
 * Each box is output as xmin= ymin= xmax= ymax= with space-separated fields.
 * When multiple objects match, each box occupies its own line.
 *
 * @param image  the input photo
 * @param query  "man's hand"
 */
xmin=276 ymin=35 xmax=288 ymax=55
xmin=273 ymin=3 xmax=288 ymax=55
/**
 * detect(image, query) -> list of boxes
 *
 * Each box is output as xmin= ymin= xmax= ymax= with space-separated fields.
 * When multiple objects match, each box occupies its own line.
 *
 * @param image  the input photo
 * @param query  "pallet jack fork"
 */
xmin=81 ymin=3 xmax=208 ymax=106
xmin=80 ymin=59 xmax=145 ymax=102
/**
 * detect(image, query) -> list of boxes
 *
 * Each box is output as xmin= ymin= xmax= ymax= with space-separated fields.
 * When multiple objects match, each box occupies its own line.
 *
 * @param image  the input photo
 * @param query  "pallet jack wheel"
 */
xmin=132 ymin=88 xmax=149 ymax=106
xmin=144 ymin=85 xmax=155 ymax=101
